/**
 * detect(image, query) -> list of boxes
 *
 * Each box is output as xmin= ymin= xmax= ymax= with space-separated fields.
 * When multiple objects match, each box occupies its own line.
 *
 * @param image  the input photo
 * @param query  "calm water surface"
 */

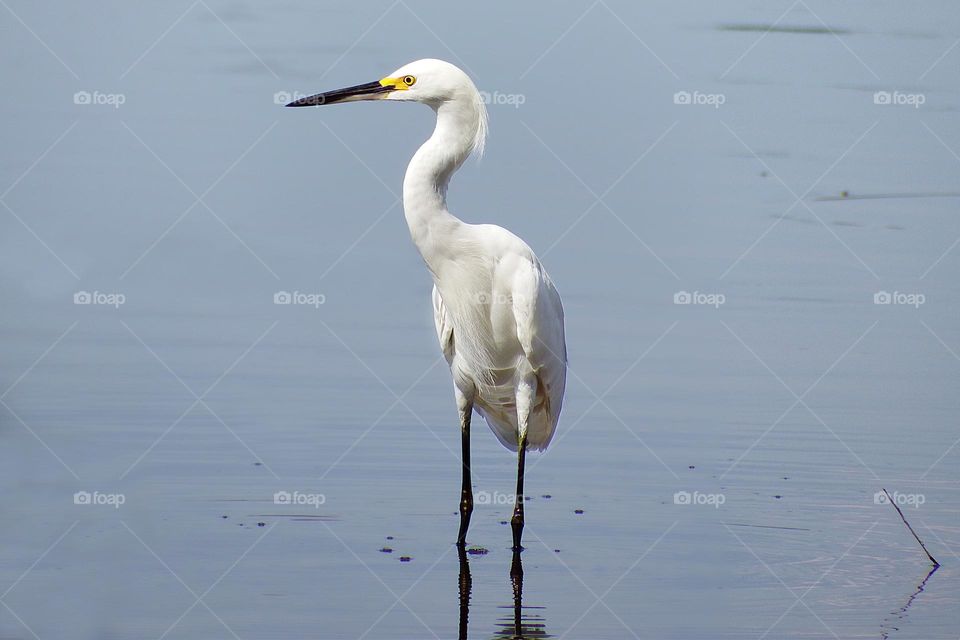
xmin=1 ymin=1 xmax=958 ymax=638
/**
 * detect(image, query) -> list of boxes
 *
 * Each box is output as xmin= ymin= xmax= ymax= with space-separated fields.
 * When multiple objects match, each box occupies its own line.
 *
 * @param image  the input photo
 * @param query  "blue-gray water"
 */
xmin=2 ymin=1 xmax=958 ymax=638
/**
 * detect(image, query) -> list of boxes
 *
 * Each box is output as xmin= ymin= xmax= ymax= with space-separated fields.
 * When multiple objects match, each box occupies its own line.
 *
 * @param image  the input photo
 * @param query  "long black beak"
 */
xmin=285 ymin=80 xmax=393 ymax=107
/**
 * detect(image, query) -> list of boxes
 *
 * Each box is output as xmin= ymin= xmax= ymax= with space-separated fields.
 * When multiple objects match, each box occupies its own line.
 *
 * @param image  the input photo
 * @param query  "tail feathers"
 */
xmin=474 ymin=401 xmax=556 ymax=452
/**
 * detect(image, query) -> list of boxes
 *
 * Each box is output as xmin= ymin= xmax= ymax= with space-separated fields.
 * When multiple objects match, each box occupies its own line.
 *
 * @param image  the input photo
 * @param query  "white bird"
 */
xmin=288 ymin=59 xmax=567 ymax=550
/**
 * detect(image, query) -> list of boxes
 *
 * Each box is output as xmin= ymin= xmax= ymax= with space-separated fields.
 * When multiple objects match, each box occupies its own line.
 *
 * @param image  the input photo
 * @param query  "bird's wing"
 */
xmin=431 ymin=284 xmax=455 ymax=363
xmin=512 ymin=257 xmax=567 ymax=447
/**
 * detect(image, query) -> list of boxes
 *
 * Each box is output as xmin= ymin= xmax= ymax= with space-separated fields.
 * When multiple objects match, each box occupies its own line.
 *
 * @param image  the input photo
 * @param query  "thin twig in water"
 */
xmin=882 ymin=488 xmax=940 ymax=567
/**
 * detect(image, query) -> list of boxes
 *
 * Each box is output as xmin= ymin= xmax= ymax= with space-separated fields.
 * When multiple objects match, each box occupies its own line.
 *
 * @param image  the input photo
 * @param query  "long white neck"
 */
xmin=402 ymin=98 xmax=480 ymax=276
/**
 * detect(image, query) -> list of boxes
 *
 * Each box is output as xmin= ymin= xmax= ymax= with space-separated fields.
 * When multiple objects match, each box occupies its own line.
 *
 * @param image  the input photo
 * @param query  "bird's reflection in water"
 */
xmin=458 ymin=547 xmax=550 ymax=640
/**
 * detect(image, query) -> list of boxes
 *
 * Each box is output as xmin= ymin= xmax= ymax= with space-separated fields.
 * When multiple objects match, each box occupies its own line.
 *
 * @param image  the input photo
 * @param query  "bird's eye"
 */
xmin=402 ymin=75 xmax=416 ymax=86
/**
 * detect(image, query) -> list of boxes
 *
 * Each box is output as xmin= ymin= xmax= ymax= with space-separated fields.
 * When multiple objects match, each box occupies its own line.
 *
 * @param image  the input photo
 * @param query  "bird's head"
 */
xmin=287 ymin=58 xmax=488 ymax=155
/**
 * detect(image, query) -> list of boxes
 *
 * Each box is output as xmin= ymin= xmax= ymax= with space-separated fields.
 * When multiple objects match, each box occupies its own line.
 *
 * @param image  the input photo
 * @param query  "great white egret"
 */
xmin=288 ymin=59 xmax=567 ymax=550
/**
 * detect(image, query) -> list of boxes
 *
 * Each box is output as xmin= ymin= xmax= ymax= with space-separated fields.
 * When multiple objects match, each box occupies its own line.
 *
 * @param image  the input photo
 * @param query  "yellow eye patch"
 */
xmin=379 ymin=75 xmax=416 ymax=90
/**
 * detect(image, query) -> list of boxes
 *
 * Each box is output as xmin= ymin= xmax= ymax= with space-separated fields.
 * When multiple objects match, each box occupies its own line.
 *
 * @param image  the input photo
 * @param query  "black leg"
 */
xmin=457 ymin=411 xmax=473 ymax=547
xmin=511 ymin=434 xmax=527 ymax=551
